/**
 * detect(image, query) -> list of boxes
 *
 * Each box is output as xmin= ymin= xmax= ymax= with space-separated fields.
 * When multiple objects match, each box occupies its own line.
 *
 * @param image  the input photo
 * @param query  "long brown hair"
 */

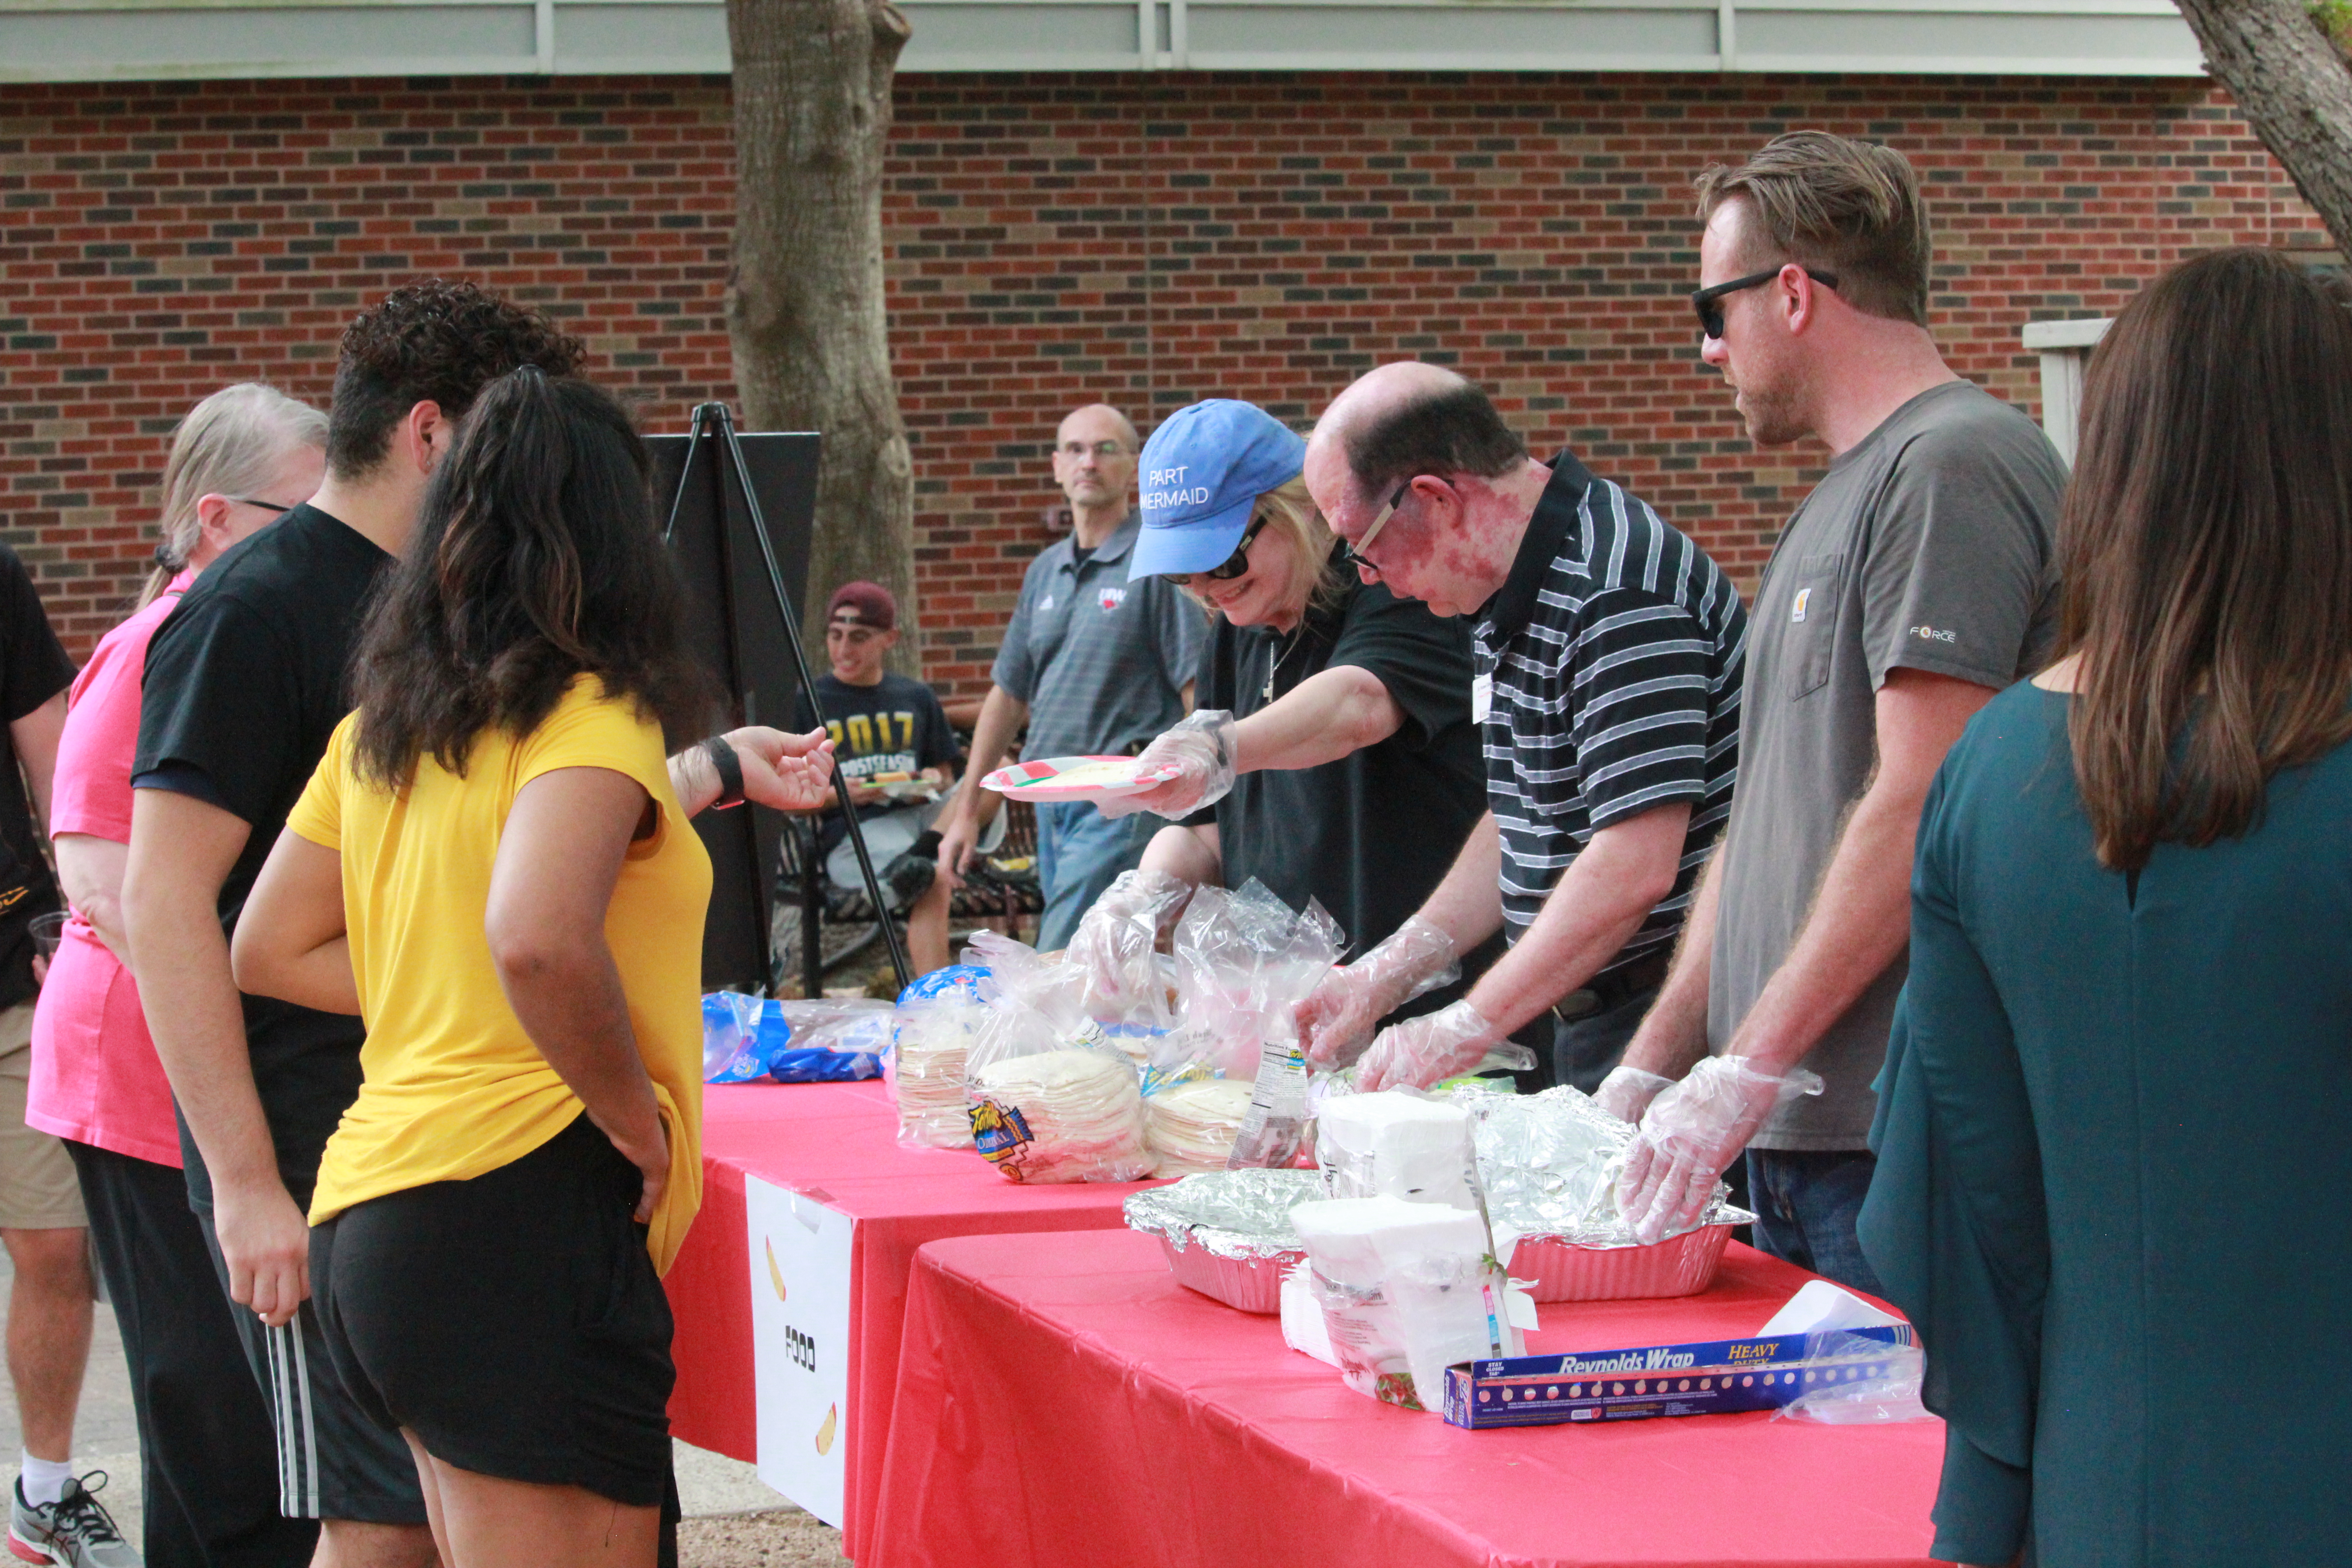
xmin=2060 ymin=247 xmax=2352 ymax=871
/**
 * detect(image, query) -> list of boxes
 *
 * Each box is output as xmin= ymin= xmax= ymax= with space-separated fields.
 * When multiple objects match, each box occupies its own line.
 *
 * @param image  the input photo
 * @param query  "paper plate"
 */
xmin=980 ymin=755 xmax=1180 ymax=802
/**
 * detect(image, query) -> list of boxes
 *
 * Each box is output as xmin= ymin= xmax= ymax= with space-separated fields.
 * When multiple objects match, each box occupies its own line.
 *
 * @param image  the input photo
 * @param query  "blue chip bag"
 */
xmin=898 ymin=963 xmax=990 ymax=1007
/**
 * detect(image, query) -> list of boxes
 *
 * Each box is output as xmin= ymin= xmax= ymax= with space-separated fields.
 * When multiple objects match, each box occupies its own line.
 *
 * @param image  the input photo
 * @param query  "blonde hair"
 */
xmin=144 ymin=384 xmax=328 ymax=608
xmin=1181 ymin=474 xmax=1347 ymax=621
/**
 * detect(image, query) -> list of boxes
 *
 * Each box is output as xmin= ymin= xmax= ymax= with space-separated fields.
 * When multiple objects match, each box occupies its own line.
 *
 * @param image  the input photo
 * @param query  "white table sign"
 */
xmin=744 ymin=1175 xmax=856 ymax=1526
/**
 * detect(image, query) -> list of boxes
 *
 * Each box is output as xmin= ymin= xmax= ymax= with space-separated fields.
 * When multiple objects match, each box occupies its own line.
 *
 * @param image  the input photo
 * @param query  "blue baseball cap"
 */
xmin=1128 ymin=400 xmax=1308 ymax=579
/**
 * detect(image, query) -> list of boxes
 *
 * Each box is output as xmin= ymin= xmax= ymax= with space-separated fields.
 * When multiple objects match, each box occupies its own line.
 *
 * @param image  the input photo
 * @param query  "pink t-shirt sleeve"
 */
xmin=52 ymin=589 xmax=182 ymax=845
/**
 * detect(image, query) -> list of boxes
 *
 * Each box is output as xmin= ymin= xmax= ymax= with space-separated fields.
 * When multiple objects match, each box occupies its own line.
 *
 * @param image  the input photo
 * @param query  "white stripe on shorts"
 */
xmin=264 ymin=1318 xmax=323 ymax=1519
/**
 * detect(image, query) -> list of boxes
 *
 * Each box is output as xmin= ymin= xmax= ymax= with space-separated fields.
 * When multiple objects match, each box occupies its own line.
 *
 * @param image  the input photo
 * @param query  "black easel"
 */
xmin=659 ymin=402 xmax=912 ymax=995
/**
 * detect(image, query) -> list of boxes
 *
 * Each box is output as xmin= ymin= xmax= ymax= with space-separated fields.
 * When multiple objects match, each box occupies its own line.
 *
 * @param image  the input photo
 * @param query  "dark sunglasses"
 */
xmin=1690 ymin=266 xmax=1839 ymax=342
xmin=1170 ymin=514 xmax=1269 ymax=585
xmin=225 ymin=496 xmax=294 ymax=514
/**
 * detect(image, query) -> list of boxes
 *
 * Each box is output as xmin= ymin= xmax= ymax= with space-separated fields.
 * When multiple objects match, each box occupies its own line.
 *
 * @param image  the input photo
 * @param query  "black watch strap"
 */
xmin=703 ymin=735 xmax=746 ymax=809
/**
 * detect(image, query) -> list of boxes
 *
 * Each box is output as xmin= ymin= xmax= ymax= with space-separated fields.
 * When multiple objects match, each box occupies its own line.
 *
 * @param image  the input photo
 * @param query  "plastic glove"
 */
xmin=1097 ymin=710 xmax=1239 ymax=821
xmin=1614 ymin=1056 xmax=1823 ymax=1245
xmin=1355 ymin=1000 xmax=1534 ymax=1093
xmin=1062 ymin=868 xmax=1191 ymax=1024
xmin=1589 ymin=1063 xmax=1676 ymax=1126
xmin=1295 ymin=916 xmax=1460 ymax=1071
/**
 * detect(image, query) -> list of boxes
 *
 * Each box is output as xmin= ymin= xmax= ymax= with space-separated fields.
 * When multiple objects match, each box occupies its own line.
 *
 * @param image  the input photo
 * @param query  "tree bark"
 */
xmin=2174 ymin=0 xmax=2352 ymax=256
xmin=725 ymin=0 xmax=916 ymax=674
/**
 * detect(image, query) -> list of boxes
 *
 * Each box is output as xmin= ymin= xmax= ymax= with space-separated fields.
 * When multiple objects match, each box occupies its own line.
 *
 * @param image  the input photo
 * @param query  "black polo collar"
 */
xmin=1478 ymin=449 xmax=1594 ymax=639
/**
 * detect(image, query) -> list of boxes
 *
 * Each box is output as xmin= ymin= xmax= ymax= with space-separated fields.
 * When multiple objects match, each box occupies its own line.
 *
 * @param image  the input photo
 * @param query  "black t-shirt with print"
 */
xmin=0 ymin=546 xmax=75 ymax=1012
xmin=793 ymin=671 xmax=958 ymax=800
xmin=134 ymin=503 xmax=392 ymax=1206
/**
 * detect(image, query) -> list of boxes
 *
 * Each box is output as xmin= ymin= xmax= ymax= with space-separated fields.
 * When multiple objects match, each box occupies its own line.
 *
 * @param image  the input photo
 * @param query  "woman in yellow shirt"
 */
xmin=232 ymin=369 xmax=832 ymax=1568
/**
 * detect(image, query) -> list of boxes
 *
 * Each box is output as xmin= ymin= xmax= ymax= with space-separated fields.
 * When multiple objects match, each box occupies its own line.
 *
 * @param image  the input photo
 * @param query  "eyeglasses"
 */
xmin=1167 ymin=515 xmax=1268 ymax=586
xmin=1338 ymin=480 xmax=1413 ymax=579
xmin=224 ymin=497 xmax=294 ymax=514
xmin=1690 ymin=266 xmax=1840 ymax=342
xmin=1057 ymin=440 xmax=1128 ymax=461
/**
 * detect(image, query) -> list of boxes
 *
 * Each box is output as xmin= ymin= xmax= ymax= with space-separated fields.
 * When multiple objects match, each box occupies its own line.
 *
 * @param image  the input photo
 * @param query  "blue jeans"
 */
xmin=1032 ymin=801 xmax=1155 ymax=951
xmin=1744 ymin=1147 xmax=1886 ymax=1296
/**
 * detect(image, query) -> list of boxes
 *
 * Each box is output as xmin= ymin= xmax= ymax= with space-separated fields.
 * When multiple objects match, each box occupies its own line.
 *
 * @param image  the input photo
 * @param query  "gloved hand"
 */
xmin=1063 ymin=868 xmax=1191 ymax=1022
xmin=1590 ymin=1063 xmax=1676 ymax=1126
xmin=1295 ymin=916 xmax=1460 ymax=1071
xmin=1098 ymin=710 xmax=1239 ymax=821
xmin=1355 ymin=1000 xmax=1534 ymax=1093
xmin=1614 ymin=1056 xmax=1823 ymax=1245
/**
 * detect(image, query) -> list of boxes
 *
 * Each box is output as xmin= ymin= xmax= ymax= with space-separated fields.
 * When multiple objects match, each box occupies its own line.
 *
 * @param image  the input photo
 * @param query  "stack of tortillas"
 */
xmin=1146 ymin=1079 xmax=1255 ymax=1176
xmin=966 ymin=1048 xmax=1152 ymax=1183
xmin=892 ymin=1002 xmax=981 ymax=1149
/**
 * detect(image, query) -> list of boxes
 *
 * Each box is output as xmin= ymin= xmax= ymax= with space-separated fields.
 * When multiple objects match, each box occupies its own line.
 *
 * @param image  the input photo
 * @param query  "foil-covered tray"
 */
xmin=1124 ymin=1168 xmax=1321 ymax=1314
xmin=1509 ymin=1221 xmax=1735 ymax=1303
xmin=1453 ymin=1084 xmax=1752 ymax=1250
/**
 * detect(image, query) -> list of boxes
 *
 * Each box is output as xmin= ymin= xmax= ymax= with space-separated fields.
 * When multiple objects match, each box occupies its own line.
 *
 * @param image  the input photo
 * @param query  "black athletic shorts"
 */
xmin=309 ymin=1112 xmax=676 ymax=1508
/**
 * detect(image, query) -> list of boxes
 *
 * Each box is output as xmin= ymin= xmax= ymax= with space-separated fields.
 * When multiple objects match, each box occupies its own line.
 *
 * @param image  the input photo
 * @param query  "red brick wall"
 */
xmin=0 ymin=70 xmax=2329 ymax=688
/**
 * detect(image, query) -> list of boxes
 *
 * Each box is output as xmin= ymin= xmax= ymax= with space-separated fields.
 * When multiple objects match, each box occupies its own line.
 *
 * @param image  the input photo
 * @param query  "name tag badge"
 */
xmin=1471 ymin=672 xmax=1493 ymax=725
xmin=1790 ymin=587 xmax=1810 ymax=624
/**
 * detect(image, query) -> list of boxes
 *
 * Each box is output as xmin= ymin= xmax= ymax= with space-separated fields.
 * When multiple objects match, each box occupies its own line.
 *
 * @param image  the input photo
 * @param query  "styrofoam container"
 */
xmin=1509 ymin=1222 xmax=1733 ymax=1303
xmin=1158 ymin=1236 xmax=1303 ymax=1314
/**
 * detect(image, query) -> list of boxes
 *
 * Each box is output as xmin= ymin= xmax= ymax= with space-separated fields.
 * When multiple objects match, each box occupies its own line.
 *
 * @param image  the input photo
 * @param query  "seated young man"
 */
xmin=791 ymin=582 xmax=959 ymax=973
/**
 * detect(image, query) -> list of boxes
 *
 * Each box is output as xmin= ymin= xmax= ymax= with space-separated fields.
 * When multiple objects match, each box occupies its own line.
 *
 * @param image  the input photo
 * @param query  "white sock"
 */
xmin=18 ymin=1452 xmax=72 ymax=1508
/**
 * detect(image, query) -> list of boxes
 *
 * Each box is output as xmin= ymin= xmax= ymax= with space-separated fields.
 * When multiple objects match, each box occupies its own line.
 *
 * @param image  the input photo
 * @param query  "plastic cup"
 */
xmin=29 ymin=911 xmax=68 ymax=961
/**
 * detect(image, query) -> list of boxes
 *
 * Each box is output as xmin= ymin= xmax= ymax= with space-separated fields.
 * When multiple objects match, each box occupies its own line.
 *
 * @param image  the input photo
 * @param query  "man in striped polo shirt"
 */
xmin=1297 ymin=363 xmax=1747 ymax=1095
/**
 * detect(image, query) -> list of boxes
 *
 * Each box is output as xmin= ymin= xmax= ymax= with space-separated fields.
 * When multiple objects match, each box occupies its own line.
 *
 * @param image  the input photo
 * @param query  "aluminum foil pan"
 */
xmin=1125 ymin=1168 xmax=1322 ymax=1314
xmin=1450 ymin=1084 xmax=1753 ymax=1250
xmin=1122 ymin=1167 xmax=1322 ymax=1260
xmin=1509 ymin=1221 xmax=1735 ymax=1303
xmin=1158 ymin=1239 xmax=1292 ymax=1313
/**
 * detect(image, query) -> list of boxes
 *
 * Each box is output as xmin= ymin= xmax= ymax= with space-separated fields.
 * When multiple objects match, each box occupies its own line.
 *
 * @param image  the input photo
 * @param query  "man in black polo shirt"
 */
xmin=1297 ymin=363 xmax=1748 ymax=1095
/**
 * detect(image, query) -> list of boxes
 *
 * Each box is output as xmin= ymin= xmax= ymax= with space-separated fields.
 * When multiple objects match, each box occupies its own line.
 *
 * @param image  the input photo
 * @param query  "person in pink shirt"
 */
xmin=28 ymin=384 xmax=326 ymax=1568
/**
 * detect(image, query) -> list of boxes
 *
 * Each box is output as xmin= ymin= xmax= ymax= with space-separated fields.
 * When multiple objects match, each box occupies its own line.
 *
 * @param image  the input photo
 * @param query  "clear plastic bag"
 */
xmin=961 ymin=932 xmax=1152 ymax=1183
xmin=1139 ymin=880 xmax=1339 ymax=1172
xmin=1291 ymin=1195 xmax=1523 ymax=1412
xmin=1771 ymin=1332 xmax=1931 ymax=1425
xmin=1315 ymin=1090 xmax=1484 ymax=1213
xmin=890 ymin=965 xmax=991 ymax=1148
xmin=703 ymin=993 xmax=891 ymax=1084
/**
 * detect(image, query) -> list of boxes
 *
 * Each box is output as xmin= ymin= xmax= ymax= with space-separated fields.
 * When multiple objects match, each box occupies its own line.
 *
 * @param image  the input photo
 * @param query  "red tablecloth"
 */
xmin=871 ymin=1229 xmax=1945 ymax=1568
xmin=661 ymin=1079 xmax=1160 ymax=1558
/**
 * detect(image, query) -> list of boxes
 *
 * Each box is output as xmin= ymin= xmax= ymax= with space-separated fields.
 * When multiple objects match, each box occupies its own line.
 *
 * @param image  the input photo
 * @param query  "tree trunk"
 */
xmin=725 ymin=0 xmax=916 ymax=675
xmin=2174 ymin=0 xmax=2352 ymax=255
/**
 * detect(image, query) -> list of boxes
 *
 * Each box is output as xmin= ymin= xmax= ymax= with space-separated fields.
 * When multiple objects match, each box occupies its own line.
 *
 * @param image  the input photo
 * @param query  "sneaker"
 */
xmin=9 ymin=1475 xmax=136 ymax=1567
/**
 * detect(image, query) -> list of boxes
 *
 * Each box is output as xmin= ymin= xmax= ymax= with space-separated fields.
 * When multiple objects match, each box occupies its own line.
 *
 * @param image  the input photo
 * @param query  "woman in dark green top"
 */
xmin=1860 ymin=247 xmax=2352 ymax=1567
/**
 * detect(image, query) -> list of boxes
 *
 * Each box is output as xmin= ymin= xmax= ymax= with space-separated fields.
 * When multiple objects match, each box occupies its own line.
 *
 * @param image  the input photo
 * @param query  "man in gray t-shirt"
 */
xmin=935 ymin=403 xmax=1207 ymax=950
xmin=1605 ymin=133 xmax=2065 ymax=1293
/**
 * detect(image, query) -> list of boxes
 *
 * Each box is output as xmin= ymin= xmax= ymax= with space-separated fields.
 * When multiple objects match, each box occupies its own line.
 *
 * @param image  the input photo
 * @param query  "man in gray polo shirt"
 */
xmin=936 ymin=403 xmax=1207 ymax=950
xmin=1607 ymin=132 xmax=2065 ymax=1292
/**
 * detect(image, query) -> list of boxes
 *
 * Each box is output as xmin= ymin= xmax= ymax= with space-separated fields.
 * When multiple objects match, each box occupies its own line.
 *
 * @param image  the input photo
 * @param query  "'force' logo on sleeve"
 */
xmin=1909 ymin=625 xmax=1959 ymax=643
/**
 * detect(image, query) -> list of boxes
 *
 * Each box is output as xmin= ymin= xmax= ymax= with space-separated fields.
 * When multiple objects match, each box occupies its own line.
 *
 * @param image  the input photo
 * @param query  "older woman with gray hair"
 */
xmin=26 ymin=382 xmax=326 ymax=1568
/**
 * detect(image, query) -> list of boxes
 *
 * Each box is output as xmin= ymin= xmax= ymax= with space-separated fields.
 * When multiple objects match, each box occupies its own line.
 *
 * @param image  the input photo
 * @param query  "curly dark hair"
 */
xmin=325 ymin=279 xmax=587 ymax=478
xmin=350 ymin=368 xmax=712 ymax=787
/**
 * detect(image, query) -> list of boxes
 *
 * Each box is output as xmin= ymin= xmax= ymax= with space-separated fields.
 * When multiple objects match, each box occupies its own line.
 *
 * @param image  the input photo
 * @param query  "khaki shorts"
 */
xmin=0 ymin=1002 xmax=87 ymax=1230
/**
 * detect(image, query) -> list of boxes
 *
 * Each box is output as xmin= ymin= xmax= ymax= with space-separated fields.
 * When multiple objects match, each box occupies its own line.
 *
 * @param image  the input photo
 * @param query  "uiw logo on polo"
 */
xmin=1098 ymin=586 xmax=1128 ymax=612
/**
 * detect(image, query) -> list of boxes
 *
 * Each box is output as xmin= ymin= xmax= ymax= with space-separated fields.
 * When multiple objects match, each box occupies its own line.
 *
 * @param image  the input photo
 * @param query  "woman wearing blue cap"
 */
xmin=1073 ymin=399 xmax=1514 ymax=1056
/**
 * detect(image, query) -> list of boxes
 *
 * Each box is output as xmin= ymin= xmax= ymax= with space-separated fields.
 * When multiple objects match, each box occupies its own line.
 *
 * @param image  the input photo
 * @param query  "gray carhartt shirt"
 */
xmin=1708 ymin=380 xmax=2066 ymax=1151
xmin=990 ymin=513 xmax=1207 ymax=763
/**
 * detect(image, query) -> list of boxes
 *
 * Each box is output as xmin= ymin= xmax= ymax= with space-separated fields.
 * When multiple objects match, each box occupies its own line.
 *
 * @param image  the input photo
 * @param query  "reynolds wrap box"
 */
xmin=1442 ymin=1324 xmax=1915 ymax=1429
